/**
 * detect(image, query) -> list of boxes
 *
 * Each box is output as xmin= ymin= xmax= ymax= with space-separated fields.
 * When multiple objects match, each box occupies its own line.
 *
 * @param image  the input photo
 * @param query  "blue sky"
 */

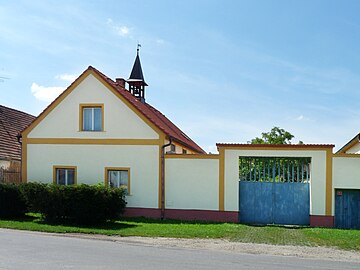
xmin=1 ymin=0 xmax=360 ymax=152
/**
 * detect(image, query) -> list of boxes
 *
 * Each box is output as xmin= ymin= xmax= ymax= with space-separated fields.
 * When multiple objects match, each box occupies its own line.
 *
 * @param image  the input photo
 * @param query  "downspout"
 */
xmin=161 ymin=136 xmax=172 ymax=220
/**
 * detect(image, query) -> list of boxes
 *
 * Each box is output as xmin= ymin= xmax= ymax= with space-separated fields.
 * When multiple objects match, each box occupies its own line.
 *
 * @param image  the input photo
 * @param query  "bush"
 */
xmin=20 ymin=183 xmax=126 ymax=225
xmin=0 ymin=183 xmax=26 ymax=218
xmin=19 ymin=182 xmax=48 ymax=213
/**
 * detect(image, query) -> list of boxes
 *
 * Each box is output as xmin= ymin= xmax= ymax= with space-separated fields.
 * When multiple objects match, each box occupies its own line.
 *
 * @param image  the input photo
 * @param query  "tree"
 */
xmin=250 ymin=127 xmax=302 ymax=144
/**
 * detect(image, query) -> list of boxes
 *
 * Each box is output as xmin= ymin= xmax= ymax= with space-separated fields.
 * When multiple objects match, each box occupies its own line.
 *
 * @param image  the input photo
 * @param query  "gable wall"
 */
xmin=27 ymin=74 xmax=159 ymax=139
xmin=346 ymin=143 xmax=360 ymax=154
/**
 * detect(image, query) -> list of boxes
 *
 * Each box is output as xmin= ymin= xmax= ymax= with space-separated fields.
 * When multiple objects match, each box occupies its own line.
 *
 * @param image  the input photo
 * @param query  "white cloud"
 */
xmin=55 ymin=74 xmax=77 ymax=82
xmin=156 ymin=39 xmax=165 ymax=44
xmin=295 ymin=115 xmax=311 ymax=121
xmin=31 ymin=83 xmax=65 ymax=102
xmin=106 ymin=18 xmax=130 ymax=37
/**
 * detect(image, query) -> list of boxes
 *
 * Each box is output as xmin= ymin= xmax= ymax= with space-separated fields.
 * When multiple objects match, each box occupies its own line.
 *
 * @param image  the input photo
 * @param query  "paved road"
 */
xmin=0 ymin=229 xmax=359 ymax=270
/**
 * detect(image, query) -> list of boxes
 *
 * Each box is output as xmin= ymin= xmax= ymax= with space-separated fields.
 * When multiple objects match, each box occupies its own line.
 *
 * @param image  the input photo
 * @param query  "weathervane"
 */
xmin=137 ymin=43 xmax=141 ymax=55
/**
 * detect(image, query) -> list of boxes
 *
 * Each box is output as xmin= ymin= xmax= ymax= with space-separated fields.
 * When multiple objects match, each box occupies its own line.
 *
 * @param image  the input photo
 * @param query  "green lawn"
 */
xmin=0 ymin=214 xmax=359 ymax=251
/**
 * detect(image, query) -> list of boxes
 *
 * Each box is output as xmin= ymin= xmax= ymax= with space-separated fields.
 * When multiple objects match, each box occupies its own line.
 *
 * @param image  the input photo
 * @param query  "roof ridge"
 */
xmin=0 ymin=105 xmax=35 ymax=118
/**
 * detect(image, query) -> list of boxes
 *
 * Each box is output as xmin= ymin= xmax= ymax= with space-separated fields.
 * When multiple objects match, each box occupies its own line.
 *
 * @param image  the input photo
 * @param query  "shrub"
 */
xmin=0 ymin=183 xmax=26 ymax=218
xmin=19 ymin=182 xmax=48 ymax=213
xmin=20 ymin=183 xmax=126 ymax=225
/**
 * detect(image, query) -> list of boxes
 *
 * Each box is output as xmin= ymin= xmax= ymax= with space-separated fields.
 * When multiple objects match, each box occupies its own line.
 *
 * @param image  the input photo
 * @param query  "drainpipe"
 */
xmin=161 ymin=136 xmax=172 ymax=220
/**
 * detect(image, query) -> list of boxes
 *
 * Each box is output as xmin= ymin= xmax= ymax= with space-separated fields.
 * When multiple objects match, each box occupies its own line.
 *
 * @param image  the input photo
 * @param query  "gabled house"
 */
xmin=0 ymin=105 xmax=35 ymax=182
xmin=335 ymin=133 xmax=360 ymax=154
xmin=21 ymin=50 xmax=360 ymax=227
xmin=22 ymin=50 xmax=205 ymax=214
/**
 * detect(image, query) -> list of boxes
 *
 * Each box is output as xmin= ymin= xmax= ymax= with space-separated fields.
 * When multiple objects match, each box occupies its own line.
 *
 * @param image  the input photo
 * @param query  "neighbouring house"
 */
xmin=335 ymin=133 xmax=360 ymax=154
xmin=21 ymin=50 xmax=360 ymax=229
xmin=0 ymin=105 xmax=35 ymax=183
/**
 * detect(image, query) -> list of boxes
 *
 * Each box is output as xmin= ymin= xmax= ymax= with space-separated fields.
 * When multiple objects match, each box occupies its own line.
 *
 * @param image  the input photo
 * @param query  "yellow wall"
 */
xmin=27 ymin=144 xmax=159 ymax=208
xmin=222 ymin=149 xmax=329 ymax=215
xmin=165 ymin=156 xmax=219 ymax=210
xmin=27 ymin=74 xmax=159 ymax=140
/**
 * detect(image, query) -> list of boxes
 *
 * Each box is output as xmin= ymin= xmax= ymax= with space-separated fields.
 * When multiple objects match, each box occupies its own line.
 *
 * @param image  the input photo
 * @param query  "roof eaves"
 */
xmin=335 ymin=133 xmax=360 ymax=154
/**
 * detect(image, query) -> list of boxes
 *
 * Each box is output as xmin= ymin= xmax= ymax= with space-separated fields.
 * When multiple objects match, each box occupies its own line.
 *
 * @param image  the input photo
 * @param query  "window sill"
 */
xmin=78 ymin=130 xmax=106 ymax=132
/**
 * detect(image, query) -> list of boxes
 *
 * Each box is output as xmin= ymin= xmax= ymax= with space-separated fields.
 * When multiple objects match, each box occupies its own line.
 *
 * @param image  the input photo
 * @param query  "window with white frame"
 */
xmin=55 ymin=167 xmax=76 ymax=185
xmin=82 ymin=106 xmax=103 ymax=131
xmin=107 ymin=169 xmax=129 ymax=193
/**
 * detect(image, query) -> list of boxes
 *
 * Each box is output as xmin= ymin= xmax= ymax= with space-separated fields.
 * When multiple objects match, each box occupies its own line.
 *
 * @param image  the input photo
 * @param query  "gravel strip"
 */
xmin=66 ymin=234 xmax=360 ymax=262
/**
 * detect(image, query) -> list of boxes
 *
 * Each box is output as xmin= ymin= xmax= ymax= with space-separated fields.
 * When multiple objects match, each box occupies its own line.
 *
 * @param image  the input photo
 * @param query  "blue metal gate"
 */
xmin=239 ymin=157 xmax=310 ymax=225
xmin=335 ymin=189 xmax=360 ymax=229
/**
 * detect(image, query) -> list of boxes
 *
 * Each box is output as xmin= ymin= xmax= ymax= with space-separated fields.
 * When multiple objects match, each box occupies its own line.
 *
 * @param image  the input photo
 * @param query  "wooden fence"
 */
xmin=0 ymin=161 xmax=21 ymax=184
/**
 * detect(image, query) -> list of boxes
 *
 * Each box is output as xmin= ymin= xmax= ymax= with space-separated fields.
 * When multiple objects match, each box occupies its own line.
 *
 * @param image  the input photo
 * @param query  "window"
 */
xmin=105 ymin=167 xmax=130 ymax=194
xmin=53 ymin=166 xmax=76 ymax=185
xmin=170 ymin=144 xmax=176 ymax=152
xmin=182 ymin=149 xmax=187 ymax=154
xmin=80 ymin=104 xmax=104 ymax=131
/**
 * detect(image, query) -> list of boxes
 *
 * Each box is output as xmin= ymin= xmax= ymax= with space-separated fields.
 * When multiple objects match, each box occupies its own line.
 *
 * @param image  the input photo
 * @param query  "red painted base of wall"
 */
xmin=123 ymin=208 xmax=161 ymax=219
xmin=124 ymin=209 xmax=334 ymax=227
xmin=310 ymin=215 xmax=334 ymax=227
xmin=165 ymin=209 xmax=238 ymax=223
xmin=123 ymin=207 xmax=238 ymax=223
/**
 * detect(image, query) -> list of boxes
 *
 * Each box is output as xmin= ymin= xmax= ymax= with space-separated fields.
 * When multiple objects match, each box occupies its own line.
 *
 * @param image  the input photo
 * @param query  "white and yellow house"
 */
xmin=21 ymin=51 xmax=360 ymax=228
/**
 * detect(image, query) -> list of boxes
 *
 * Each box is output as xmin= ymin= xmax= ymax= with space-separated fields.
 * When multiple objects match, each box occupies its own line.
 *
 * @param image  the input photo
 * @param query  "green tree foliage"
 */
xmin=250 ymin=126 xmax=302 ymax=144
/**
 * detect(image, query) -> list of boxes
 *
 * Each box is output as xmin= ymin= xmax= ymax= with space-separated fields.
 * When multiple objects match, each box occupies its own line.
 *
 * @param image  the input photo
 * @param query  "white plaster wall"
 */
xmin=223 ymin=149 xmax=327 ymax=215
xmin=27 ymin=144 xmax=159 ymax=208
xmin=346 ymin=143 xmax=360 ymax=154
xmin=28 ymin=74 xmax=159 ymax=139
xmin=165 ymin=158 xmax=219 ymax=210
xmin=333 ymin=157 xmax=360 ymax=188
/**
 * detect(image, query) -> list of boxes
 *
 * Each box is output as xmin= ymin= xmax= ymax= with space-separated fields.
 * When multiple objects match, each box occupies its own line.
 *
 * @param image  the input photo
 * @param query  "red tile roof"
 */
xmin=0 ymin=105 xmax=35 ymax=160
xmin=89 ymin=66 xmax=205 ymax=154
xmin=216 ymin=143 xmax=334 ymax=149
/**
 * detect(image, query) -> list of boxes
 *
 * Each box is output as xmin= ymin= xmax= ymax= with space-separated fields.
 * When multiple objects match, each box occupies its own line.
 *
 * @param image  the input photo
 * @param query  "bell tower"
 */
xmin=127 ymin=44 xmax=148 ymax=103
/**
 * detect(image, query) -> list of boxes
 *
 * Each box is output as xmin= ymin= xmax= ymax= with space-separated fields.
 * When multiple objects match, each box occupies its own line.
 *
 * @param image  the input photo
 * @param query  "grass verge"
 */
xmin=0 ymin=214 xmax=359 ymax=251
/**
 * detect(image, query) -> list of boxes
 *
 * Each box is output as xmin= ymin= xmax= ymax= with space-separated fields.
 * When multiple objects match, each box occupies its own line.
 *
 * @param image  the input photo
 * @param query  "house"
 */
xmin=22 ymin=50 xmax=360 ymax=228
xmin=21 ymin=50 xmax=205 ymax=218
xmin=335 ymin=133 xmax=360 ymax=154
xmin=0 ymin=105 xmax=35 ymax=183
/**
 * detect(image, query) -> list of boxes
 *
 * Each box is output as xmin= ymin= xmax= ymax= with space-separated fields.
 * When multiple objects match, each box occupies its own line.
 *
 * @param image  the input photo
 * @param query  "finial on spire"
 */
xmin=137 ymin=43 xmax=141 ymax=55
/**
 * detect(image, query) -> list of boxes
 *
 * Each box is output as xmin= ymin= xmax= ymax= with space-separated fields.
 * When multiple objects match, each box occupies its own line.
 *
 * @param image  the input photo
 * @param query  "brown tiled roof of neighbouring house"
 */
xmin=0 ymin=105 xmax=36 ymax=160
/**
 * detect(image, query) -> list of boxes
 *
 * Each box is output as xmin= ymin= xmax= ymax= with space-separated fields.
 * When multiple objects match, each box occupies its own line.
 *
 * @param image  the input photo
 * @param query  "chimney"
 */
xmin=115 ymin=78 xmax=126 ymax=89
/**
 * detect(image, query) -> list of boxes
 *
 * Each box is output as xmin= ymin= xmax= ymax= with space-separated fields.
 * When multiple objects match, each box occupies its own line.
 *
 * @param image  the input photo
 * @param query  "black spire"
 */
xmin=127 ymin=44 xmax=147 ymax=103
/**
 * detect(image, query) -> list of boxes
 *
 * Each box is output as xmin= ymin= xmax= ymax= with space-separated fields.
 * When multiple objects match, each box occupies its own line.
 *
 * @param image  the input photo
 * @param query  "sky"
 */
xmin=1 ymin=0 xmax=360 ymax=153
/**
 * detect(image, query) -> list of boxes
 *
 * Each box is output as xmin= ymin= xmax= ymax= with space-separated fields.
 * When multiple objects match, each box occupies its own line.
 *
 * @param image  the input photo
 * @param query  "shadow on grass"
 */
xmin=33 ymin=218 xmax=138 ymax=231
xmin=245 ymin=223 xmax=310 ymax=230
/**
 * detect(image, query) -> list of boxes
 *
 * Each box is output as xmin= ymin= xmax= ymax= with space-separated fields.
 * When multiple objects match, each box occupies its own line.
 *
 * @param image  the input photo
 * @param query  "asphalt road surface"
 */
xmin=0 ymin=229 xmax=359 ymax=270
